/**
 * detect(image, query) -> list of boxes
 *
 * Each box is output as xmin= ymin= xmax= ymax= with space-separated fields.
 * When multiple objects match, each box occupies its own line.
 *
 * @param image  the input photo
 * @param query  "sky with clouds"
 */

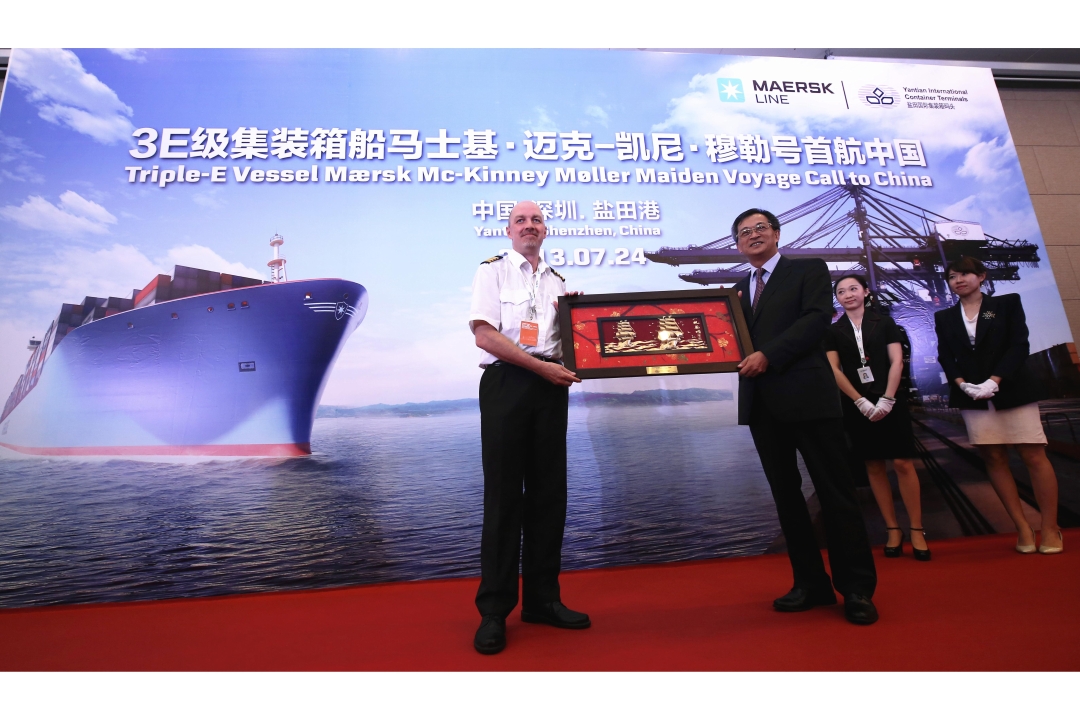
xmin=0 ymin=49 xmax=1069 ymax=405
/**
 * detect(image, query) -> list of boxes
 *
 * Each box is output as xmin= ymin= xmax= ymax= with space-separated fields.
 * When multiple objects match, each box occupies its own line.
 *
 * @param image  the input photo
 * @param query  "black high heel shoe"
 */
xmin=910 ymin=527 xmax=931 ymax=561
xmin=884 ymin=527 xmax=903 ymax=558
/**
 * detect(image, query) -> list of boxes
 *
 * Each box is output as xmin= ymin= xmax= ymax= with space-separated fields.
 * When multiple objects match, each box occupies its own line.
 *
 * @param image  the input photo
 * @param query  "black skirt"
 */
xmin=842 ymin=396 xmax=917 ymax=460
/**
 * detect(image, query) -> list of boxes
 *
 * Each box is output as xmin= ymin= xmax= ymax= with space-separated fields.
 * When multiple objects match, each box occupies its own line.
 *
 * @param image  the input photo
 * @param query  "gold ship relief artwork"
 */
xmin=599 ymin=313 xmax=712 ymax=358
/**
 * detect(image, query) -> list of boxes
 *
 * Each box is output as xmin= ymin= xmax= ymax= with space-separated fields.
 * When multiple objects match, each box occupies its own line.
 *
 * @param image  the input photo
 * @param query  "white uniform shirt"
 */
xmin=469 ymin=249 xmax=567 ymax=367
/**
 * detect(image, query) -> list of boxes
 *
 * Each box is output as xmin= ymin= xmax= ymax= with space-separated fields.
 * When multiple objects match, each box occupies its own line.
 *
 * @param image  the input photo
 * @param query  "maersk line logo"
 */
xmin=305 ymin=300 xmax=358 ymax=321
xmin=717 ymin=78 xmax=745 ymax=102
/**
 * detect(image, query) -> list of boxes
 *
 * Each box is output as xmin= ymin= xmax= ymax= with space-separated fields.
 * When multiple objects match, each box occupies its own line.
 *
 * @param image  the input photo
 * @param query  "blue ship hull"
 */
xmin=0 ymin=278 xmax=367 ymax=457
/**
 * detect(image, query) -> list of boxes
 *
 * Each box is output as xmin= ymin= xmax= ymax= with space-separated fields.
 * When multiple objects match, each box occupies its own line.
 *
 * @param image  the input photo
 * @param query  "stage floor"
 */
xmin=2 ymin=530 xmax=1078 ymax=671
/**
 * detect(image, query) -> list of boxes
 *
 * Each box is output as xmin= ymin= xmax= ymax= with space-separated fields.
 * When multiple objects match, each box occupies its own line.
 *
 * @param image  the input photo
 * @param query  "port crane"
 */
xmin=644 ymin=184 xmax=1040 ymax=396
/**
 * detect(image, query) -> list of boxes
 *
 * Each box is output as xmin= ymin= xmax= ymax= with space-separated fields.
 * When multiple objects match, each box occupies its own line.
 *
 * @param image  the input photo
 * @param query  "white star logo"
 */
xmin=719 ymin=81 xmax=742 ymax=100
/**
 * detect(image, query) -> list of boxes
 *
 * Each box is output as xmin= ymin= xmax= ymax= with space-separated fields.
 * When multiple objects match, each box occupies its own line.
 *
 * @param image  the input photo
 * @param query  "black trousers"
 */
xmin=749 ymin=409 xmax=877 ymax=597
xmin=475 ymin=363 xmax=569 ymax=619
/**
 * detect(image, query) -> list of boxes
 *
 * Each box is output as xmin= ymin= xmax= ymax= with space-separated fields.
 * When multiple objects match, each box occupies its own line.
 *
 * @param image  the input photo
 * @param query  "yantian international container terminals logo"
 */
xmin=859 ymin=84 xmax=899 ymax=108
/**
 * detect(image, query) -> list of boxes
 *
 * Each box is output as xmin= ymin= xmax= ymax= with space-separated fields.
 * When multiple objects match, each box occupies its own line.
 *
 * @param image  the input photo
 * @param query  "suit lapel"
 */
xmin=736 ymin=275 xmax=753 ymax=323
xmin=838 ymin=313 xmax=858 ymax=349
xmin=838 ymin=311 xmax=875 ymax=357
xmin=749 ymin=255 xmax=790 ymax=327
xmin=862 ymin=312 xmax=880 ymax=345
xmin=974 ymin=294 xmax=997 ymax=348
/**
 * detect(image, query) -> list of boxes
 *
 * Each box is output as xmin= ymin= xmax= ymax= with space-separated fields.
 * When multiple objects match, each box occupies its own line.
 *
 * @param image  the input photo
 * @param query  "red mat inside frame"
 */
xmin=3 ymin=530 xmax=1079 ymax=671
xmin=570 ymin=300 xmax=745 ymax=370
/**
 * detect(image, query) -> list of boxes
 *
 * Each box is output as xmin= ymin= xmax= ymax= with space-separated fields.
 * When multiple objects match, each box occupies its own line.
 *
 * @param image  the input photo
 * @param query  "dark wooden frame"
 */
xmin=558 ymin=288 xmax=754 ymax=379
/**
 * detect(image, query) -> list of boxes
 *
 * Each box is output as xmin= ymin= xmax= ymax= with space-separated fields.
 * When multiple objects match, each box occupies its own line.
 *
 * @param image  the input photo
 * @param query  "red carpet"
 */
xmin=3 ymin=530 xmax=1078 ymax=671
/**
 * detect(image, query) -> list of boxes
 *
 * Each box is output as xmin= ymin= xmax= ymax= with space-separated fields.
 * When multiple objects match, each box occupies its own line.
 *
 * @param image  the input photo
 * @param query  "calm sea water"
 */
xmin=0 ymin=400 xmax=785 ymax=608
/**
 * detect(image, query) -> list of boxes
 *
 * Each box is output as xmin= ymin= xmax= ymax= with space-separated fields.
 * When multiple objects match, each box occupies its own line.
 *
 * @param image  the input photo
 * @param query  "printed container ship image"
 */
xmin=0 ymin=235 xmax=367 ymax=457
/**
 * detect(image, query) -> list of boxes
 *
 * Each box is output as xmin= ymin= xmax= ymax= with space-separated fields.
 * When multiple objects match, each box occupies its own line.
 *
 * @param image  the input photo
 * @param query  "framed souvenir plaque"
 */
xmin=558 ymin=288 xmax=754 ymax=379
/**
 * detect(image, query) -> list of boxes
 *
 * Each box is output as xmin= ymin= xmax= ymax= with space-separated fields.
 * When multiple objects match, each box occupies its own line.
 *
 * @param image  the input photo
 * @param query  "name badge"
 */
xmin=519 ymin=321 xmax=539 ymax=347
xmin=857 ymin=366 xmax=874 ymax=384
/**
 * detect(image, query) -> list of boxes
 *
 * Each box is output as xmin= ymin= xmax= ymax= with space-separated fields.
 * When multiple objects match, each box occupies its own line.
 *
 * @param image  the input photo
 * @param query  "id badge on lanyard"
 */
xmin=519 ymin=268 xmax=541 ymax=347
xmin=854 ymin=323 xmax=874 ymax=384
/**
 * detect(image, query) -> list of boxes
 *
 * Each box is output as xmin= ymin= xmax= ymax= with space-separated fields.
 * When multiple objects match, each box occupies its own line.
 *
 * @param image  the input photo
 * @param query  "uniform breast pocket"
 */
xmin=499 ymin=288 xmax=531 ymax=306
xmin=499 ymin=288 xmax=532 ymax=327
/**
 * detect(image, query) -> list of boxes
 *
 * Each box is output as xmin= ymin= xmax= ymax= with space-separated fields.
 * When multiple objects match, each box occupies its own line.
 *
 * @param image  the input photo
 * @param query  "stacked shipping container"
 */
xmin=3 ymin=266 xmax=266 ymax=423
xmin=134 ymin=266 xmax=263 ymax=307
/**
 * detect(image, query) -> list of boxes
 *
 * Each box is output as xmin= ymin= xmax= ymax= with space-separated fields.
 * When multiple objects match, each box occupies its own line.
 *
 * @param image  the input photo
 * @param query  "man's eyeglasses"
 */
xmin=737 ymin=222 xmax=774 ymax=239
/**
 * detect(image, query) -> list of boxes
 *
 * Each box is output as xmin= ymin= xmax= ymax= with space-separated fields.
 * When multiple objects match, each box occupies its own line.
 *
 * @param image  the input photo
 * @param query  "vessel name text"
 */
xmin=124 ymin=165 xmax=933 ymax=190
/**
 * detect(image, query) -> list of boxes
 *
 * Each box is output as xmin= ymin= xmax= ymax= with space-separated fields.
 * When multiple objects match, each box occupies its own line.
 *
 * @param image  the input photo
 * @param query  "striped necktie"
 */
xmin=752 ymin=268 xmax=767 ymax=311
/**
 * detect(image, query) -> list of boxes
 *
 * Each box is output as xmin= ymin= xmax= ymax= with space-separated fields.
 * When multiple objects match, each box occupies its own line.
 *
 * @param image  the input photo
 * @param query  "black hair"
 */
xmin=944 ymin=256 xmax=988 ymax=278
xmin=829 ymin=272 xmax=872 ymax=308
xmin=833 ymin=273 xmax=870 ymax=295
xmin=731 ymin=208 xmax=780 ymax=241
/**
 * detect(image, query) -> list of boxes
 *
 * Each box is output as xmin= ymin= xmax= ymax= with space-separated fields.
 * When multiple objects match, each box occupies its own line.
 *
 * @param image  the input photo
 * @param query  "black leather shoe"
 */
xmin=473 ymin=615 xmax=506 ymax=654
xmin=772 ymin=586 xmax=837 ymax=612
xmin=843 ymin=594 xmax=879 ymax=625
xmin=521 ymin=600 xmax=591 ymax=629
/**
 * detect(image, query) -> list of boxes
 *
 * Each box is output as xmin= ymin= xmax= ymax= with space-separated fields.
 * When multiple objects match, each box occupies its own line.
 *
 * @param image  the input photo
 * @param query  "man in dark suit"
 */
xmin=732 ymin=208 xmax=879 ymax=625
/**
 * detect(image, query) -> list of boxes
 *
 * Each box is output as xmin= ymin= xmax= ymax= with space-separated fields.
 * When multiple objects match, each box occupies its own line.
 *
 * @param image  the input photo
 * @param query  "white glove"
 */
xmin=869 ymin=396 xmax=895 ymax=422
xmin=960 ymin=382 xmax=980 ymax=399
xmin=973 ymin=380 xmax=999 ymax=400
xmin=854 ymin=397 xmax=876 ymax=418
xmin=963 ymin=379 xmax=999 ymax=400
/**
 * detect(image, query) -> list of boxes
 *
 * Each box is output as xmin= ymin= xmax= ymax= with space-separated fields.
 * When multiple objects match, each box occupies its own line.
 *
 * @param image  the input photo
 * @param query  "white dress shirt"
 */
xmin=469 ymin=249 xmax=567 ymax=367
xmin=748 ymin=251 xmax=782 ymax=289
xmin=963 ymin=309 xmax=978 ymax=346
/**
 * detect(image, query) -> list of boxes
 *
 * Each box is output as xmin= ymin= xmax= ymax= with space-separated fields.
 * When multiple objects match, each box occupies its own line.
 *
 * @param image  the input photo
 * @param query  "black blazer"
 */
xmin=734 ymin=255 xmax=842 ymax=424
xmin=822 ymin=310 xmax=905 ymax=402
xmin=934 ymin=293 xmax=1040 ymax=410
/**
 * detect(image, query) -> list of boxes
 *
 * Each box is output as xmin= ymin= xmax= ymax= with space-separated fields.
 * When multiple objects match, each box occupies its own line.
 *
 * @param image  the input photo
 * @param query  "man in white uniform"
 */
xmin=468 ymin=200 xmax=590 ymax=655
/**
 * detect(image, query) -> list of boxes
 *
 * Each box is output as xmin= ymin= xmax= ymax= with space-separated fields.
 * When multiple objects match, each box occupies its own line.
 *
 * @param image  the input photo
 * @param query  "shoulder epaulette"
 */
xmin=480 ymin=254 xmax=505 ymax=265
xmin=550 ymin=268 xmax=566 ymax=282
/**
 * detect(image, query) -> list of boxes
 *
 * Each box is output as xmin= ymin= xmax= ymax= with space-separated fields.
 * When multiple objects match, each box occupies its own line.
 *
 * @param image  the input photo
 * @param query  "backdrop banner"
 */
xmin=0 ymin=49 xmax=1068 ymax=607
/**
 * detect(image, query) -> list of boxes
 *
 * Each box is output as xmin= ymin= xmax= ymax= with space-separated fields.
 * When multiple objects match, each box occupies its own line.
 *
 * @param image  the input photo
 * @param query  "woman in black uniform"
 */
xmin=935 ymin=256 xmax=1062 ymax=554
xmin=824 ymin=274 xmax=929 ymax=560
